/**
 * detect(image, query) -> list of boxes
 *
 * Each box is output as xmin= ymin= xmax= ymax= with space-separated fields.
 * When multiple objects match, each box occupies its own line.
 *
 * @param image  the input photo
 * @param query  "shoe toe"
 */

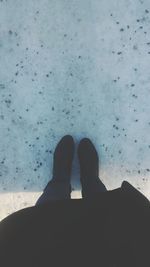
xmin=54 ymin=135 xmax=74 ymax=157
xmin=60 ymin=135 xmax=74 ymax=144
xmin=78 ymin=138 xmax=97 ymax=155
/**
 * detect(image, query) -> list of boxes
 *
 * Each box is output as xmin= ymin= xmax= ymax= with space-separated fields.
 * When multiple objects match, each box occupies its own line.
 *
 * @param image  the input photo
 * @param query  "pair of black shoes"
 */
xmin=51 ymin=135 xmax=105 ymax=196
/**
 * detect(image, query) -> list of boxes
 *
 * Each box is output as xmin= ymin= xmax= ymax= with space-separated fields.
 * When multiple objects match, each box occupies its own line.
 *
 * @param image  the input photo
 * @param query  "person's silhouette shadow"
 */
xmin=36 ymin=135 xmax=107 ymax=205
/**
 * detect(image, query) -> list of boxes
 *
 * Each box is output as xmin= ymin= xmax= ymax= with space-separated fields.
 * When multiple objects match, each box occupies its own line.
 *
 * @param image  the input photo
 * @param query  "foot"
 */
xmin=51 ymin=135 xmax=75 ymax=183
xmin=78 ymin=138 xmax=101 ymax=194
xmin=78 ymin=137 xmax=99 ymax=178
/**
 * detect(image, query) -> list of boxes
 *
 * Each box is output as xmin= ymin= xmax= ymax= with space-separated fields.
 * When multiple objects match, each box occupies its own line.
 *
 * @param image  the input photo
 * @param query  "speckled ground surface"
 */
xmin=0 ymin=0 xmax=150 ymax=220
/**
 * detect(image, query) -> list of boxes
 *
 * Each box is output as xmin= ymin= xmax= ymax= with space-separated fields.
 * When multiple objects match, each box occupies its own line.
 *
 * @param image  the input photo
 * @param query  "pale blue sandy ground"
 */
xmin=0 ymin=0 xmax=150 ymax=220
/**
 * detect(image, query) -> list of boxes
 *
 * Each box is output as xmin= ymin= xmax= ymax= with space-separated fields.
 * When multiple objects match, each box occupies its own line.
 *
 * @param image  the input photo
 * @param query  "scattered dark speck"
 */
xmin=0 ymin=115 xmax=4 ymax=120
xmin=8 ymin=30 xmax=13 ymax=35
xmin=52 ymin=106 xmax=55 ymax=111
xmin=145 ymin=9 xmax=149 ymax=13
xmin=117 ymin=51 xmax=122 ymax=55
xmin=5 ymin=99 xmax=11 ymax=106
xmin=132 ymin=94 xmax=138 ymax=98
xmin=113 ymin=124 xmax=119 ymax=130
xmin=133 ymin=45 xmax=138 ymax=50
xmin=120 ymin=28 xmax=124 ymax=31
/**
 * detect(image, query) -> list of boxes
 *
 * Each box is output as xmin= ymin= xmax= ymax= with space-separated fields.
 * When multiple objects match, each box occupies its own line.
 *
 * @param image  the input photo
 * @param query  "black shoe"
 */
xmin=78 ymin=138 xmax=99 ymax=181
xmin=51 ymin=135 xmax=75 ymax=183
xmin=78 ymin=138 xmax=105 ymax=197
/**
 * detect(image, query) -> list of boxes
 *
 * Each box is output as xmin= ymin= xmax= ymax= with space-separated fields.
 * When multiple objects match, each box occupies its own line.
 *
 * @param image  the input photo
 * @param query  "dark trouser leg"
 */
xmin=81 ymin=177 xmax=107 ymax=198
xmin=35 ymin=179 xmax=72 ymax=205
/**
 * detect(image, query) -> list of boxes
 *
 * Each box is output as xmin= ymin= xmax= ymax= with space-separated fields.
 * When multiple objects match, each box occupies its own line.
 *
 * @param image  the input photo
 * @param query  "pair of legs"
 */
xmin=35 ymin=135 xmax=107 ymax=205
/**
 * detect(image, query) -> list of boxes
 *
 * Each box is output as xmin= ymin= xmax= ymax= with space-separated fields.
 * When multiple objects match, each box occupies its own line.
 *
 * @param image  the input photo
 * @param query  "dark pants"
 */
xmin=35 ymin=177 xmax=107 ymax=205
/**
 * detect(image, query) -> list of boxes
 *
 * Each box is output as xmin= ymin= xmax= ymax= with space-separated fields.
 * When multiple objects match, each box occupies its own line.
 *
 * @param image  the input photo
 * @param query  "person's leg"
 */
xmin=78 ymin=138 xmax=107 ymax=198
xmin=35 ymin=180 xmax=72 ymax=205
xmin=81 ymin=177 xmax=107 ymax=198
xmin=35 ymin=135 xmax=75 ymax=205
